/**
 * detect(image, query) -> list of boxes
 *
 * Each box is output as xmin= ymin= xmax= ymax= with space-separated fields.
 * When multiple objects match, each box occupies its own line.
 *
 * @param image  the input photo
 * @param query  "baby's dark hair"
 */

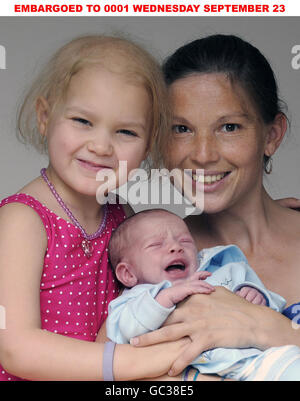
xmin=108 ymin=208 xmax=178 ymax=270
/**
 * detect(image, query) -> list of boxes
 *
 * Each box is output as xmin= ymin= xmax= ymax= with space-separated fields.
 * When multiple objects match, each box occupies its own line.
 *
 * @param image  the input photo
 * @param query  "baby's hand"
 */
xmin=173 ymin=271 xmax=212 ymax=286
xmin=235 ymin=286 xmax=267 ymax=306
xmin=156 ymin=273 xmax=215 ymax=309
xmin=188 ymin=271 xmax=213 ymax=282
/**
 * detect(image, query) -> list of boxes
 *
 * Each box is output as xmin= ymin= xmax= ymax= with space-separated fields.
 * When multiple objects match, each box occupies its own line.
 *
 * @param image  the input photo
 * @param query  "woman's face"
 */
xmin=167 ymin=73 xmax=272 ymax=214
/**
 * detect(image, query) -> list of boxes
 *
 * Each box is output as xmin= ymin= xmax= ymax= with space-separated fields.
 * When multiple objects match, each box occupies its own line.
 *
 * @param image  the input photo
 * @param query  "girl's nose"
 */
xmin=87 ymin=131 xmax=114 ymax=156
xmin=190 ymin=133 xmax=220 ymax=166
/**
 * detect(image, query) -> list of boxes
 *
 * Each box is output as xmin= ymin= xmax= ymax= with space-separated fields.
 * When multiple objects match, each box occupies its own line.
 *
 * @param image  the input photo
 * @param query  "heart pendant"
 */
xmin=81 ymin=239 xmax=94 ymax=258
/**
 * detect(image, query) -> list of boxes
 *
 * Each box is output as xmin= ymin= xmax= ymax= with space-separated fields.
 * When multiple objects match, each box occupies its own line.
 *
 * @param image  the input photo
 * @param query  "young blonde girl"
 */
xmin=0 ymin=35 xmax=188 ymax=381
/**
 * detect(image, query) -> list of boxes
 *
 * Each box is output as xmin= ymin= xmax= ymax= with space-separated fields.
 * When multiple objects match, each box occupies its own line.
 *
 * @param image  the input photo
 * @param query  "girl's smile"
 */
xmin=76 ymin=158 xmax=114 ymax=173
xmin=37 ymin=66 xmax=151 ymax=199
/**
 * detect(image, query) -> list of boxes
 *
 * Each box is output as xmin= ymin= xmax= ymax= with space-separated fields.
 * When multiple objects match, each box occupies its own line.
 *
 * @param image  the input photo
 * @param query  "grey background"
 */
xmin=0 ymin=17 xmax=300 ymax=209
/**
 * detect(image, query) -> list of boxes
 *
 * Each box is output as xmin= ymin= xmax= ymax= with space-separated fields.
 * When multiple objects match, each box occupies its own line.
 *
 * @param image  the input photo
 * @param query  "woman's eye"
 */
xmin=172 ymin=125 xmax=191 ymax=134
xmin=72 ymin=117 xmax=92 ymax=127
xmin=221 ymin=123 xmax=240 ymax=133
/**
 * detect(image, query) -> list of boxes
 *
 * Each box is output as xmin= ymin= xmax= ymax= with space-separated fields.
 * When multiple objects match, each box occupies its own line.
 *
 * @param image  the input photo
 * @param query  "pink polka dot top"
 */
xmin=0 ymin=193 xmax=126 ymax=381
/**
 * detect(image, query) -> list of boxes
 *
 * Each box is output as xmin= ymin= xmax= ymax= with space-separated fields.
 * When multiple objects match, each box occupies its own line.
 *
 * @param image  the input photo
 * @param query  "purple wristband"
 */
xmin=103 ymin=341 xmax=116 ymax=381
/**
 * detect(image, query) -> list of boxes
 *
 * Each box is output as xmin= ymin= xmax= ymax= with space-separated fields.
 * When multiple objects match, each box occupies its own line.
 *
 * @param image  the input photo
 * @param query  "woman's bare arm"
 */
xmin=131 ymin=287 xmax=300 ymax=376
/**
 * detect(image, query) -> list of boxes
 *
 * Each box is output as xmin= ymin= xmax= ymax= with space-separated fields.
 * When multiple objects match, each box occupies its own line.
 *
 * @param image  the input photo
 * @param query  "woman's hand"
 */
xmin=131 ymin=287 xmax=295 ymax=376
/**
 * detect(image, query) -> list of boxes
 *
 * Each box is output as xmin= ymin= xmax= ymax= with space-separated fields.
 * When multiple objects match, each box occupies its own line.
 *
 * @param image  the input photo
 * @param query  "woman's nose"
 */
xmin=190 ymin=133 xmax=220 ymax=166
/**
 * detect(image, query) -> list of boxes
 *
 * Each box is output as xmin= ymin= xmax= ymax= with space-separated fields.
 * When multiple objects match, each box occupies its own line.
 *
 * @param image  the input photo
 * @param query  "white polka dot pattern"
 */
xmin=0 ymin=193 xmax=126 ymax=381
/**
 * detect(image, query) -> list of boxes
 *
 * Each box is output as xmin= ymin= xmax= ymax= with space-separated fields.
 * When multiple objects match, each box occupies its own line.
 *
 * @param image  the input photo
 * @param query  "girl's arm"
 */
xmin=0 ymin=203 xmax=189 ymax=381
xmin=131 ymin=287 xmax=300 ymax=376
xmin=96 ymin=321 xmax=109 ymax=343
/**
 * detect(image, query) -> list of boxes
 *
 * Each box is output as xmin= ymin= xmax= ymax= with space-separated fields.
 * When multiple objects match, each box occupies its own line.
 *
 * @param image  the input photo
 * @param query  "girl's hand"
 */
xmin=130 ymin=287 xmax=295 ymax=376
xmin=115 ymin=337 xmax=191 ymax=380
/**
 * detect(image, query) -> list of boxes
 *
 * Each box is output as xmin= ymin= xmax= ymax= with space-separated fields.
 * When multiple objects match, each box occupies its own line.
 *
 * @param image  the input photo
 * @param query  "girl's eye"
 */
xmin=172 ymin=125 xmax=191 ymax=134
xmin=117 ymin=129 xmax=138 ymax=137
xmin=221 ymin=123 xmax=240 ymax=133
xmin=72 ymin=117 xmax=92 ymax=127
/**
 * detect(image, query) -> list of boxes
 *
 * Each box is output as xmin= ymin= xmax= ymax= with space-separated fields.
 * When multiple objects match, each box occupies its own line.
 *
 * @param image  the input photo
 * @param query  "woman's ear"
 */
xmin=36 ymin=96 xmax=50 ymax=138
xmin=264 ymin=113 xmax=287 ymax=157
xmin=115 ymin=262 xmax=138 ymax=288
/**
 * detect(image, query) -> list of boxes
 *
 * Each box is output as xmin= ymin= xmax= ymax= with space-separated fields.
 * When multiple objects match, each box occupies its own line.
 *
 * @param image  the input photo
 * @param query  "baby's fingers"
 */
xmin=194 ymin=281 xmax=215 ymax=293
xmin=191 ymin=271 xmax=212 ymax=281
xmin=245 ymin=289 xmax=261 ymax=303
xmin=238 ymin=287 xmax=267 ymax=305
xmin=236 ymin=287 xmax=249 ymax=298
xmin=251 ymin=294 xmax=267 ymax=306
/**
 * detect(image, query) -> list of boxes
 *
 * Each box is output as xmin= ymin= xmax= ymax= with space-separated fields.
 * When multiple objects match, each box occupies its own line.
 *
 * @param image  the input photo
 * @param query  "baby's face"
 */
xmin=127 ymin=212 xmax=198 ymax=285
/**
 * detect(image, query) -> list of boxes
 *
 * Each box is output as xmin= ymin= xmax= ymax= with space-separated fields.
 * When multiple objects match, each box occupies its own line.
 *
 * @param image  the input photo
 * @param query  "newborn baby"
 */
xmin=109 ymin=209 xmax=267 ymax=310
xmin=107 ymin=209 xmax=300 ymax=381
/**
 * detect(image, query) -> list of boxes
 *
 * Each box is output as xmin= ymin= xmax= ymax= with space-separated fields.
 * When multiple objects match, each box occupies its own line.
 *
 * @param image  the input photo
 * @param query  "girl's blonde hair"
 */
xmin=17 ymin=35 xmax=170 ymax=168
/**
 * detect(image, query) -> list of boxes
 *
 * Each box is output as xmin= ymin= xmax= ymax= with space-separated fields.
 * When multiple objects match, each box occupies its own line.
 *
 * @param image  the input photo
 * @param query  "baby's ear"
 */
xmin=115 ymin=262 xmax=138 ymax=288
xmin=36 ymin=96 xmax=50 ymax=137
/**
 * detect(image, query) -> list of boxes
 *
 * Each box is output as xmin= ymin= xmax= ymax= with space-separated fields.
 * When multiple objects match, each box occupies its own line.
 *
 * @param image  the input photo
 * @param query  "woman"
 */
xmin=133 ymin=34 xmax=300 ymax=379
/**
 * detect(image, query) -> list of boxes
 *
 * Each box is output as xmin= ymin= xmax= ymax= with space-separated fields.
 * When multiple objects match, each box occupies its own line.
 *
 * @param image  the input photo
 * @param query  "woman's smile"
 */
xmin=168 ymin=73 xmax=268 ymax=213
xmin=192 ymin=172 xmax=228 ymax=184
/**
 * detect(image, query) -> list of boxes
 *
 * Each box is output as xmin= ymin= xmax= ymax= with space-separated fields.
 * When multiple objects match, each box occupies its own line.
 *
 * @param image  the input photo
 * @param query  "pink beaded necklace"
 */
xmin=41 ymin=168 xmax=107 ymax=258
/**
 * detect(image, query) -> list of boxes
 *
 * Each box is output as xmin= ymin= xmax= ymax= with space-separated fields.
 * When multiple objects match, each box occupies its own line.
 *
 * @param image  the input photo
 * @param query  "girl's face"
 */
xmin=167 ymin=73 xmax=280 ymax=214
xmin=37 ymin=66 xmax=152 ymax=197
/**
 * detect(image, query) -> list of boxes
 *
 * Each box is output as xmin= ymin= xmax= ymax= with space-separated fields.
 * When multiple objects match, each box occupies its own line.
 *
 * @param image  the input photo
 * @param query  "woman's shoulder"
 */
xmin=276 ymin=200 xmax=300 ymax=227
xmin=271 ymin=202 xmax=300 ymax=248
